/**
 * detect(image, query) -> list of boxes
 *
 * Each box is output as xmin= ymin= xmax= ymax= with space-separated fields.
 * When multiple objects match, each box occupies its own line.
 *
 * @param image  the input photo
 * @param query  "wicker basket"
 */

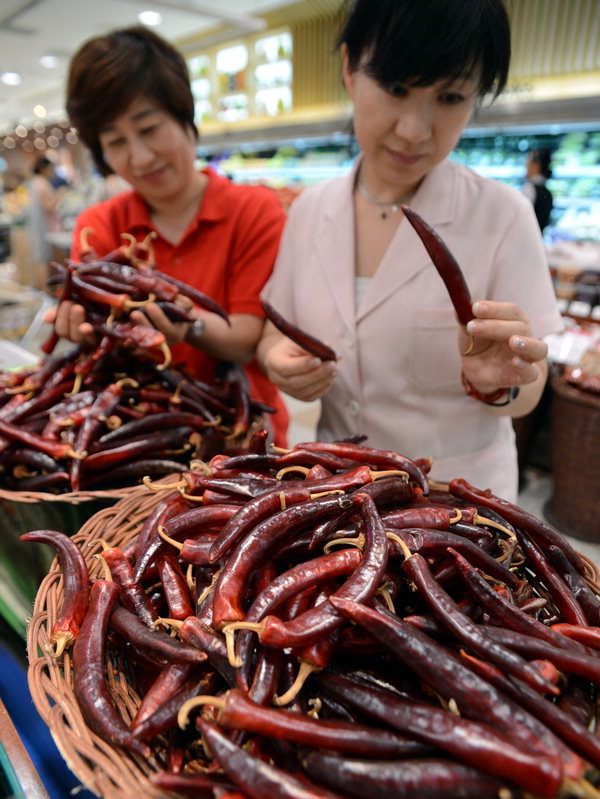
xmin=0 ymin=485 xmax=140 ymax=639
xmin=26 ymin=483 xmax=173 ymax=799
xmin=545 ymin=374 xmax=600 ymax=542
xmin=25 ymin=481 xmax=600 ymax=799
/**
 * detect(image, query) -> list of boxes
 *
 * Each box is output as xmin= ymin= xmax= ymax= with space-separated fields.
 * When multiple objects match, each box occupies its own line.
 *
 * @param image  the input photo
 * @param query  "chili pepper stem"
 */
xmin=157 ymin=526 xmax=182 ymax=551
xmin=157 ymin=341 xmax=172 ymax=370
xmin=376 ymin=582 xmax=396 ymax=613
xmin=428 ymin=479 xmax=450 ymax=492
xmin=177 ymin=694 xmax=225 ymax=730
xmin=65 ymin=373 xmax=84 ymax=397
xmin=142 ymin=475 xmax=186 ymax=491
xmin=93 ymin=554 xmax=113 ymax=582
xmin=178 ymin=486 xmax=210 ymax=502
xmin=323 ymin=535 xmax=364 ymax=554
xmin=276 ymin=465 xmax=310 ymax=479
xmin=222 ymin=621 xmax=266 ymax=667
xmin=386 ymin=532 xmax=413 ymax=561
xmin=563 ymin=778 xmax=600 ymax=798
xmin=46 ymin=630 xmax=74 ymax=658
xmin=274 ymin=660 xmax=321 ymax=706
xmin=474 ymin=513 xmax=517 ymax=542
xmin=197 ymin=569 xmax=219 ymax=605
xmin=153 ymin=617 xmax=183 ymax=633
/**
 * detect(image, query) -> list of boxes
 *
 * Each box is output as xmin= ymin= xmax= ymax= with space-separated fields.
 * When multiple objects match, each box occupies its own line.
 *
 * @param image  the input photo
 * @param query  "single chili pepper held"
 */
xmin=72 ymin=579 xmax=150 ymax=757
xmin=20 ymin=529 xmax=89 ymax=657
xmin=401 ymin=205 xmax=475 ymax=326
xmin=261 ymin=300 xmax=338 ymax=362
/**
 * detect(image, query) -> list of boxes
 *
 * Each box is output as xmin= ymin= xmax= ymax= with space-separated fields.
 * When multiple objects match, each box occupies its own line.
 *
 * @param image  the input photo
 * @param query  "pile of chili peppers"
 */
xmin=0 ymin=234 xmax=271 ymax=493
xmin=23 ymin=437 xmax=600 ymax=798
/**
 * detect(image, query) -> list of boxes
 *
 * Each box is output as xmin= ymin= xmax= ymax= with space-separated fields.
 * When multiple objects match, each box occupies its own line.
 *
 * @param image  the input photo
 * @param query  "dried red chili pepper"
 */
xmin=20 ymin=529 xmax=89 ymax=656
xmin=225 ymin=493 xmax=388 ymax=652
xmin=546 ymin=545 xmax=600 ymax=625
xmin=179 ymin=688 xmax=433 ymax=759
xmin=233 ymin=549 xmax=362 ymax=691
xmin=197 ymin=718 xmax=348 ymax=799
xmin=312 ymin=670 xmax=561 ymax=796
xmin=261 ymin=300 xmax=337 ymax=362
xmin=515 ymin=530 xmax=588 ymax=625
xmin=100 ymin=545 xmax=158 ymax=627
xmin=301 ymin=750 xmax=511 ymax=799
xmin=449 ymin=478 xmax=587 ymax=574
xmin=328 ymin=596 xmax=582 ymax=778
xmin=0 ymin=418 xmax=82 ymax=461
xmin=109 ymin=604 xmax=207 ymax=664
xmin=402 ymin=205 xmax=475 ymax=326
xmin=72 ymin=579 xmax=150 ymax=757
xmin=460 ymin=648 xmax=600 ymax=772
xmin=156 ymin=551 xmax=194 ymax=620
xmin=399 ymin=548 xmax=559 ymax=695
xmin=293 ymin=440 xmax=429 ymax=493
xmin=212 ymin=493 xmax=361 ymax=626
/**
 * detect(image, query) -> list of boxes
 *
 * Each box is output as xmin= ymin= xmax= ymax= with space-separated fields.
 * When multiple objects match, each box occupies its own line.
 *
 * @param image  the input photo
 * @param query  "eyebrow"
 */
xmin=99 ymin=107 xmax=159 ymax=134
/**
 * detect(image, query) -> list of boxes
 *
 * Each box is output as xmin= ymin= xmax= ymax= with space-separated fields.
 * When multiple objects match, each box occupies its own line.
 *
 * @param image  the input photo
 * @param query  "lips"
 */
xmin=387 ymin=149 xmax=425 ymax=166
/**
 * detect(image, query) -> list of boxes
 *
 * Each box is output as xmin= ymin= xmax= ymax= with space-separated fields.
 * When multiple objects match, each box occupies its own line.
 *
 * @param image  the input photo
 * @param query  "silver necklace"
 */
xmin=357 ymin=178 xmax=417 ymax=219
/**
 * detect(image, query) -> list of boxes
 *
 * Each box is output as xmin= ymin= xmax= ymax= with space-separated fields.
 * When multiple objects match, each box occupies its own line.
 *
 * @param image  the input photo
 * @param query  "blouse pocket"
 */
xmin=407 ymin=307 xmax=462 ymax=389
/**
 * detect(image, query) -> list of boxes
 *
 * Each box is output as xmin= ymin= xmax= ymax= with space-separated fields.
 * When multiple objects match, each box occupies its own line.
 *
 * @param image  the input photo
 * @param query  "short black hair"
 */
xmin=66 ymin=26 xmax=196 ymax=176
xmin=530 ymin=148 xmax=553 ymax=179
xmin=337 ymin=0 xmax=511 ymax=99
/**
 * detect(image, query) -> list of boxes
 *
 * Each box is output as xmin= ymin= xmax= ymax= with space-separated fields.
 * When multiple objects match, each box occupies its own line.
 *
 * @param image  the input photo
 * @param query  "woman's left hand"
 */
xmin=459 ymin=300 xmax=548 ymax=390
xmin=129 ymin=301 xmax=191 ymax=346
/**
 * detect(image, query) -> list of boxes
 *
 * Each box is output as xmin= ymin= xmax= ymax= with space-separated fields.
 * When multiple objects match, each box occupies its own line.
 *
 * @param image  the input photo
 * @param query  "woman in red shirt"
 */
xmin=47 ymin=26 xmax=289 ymax=443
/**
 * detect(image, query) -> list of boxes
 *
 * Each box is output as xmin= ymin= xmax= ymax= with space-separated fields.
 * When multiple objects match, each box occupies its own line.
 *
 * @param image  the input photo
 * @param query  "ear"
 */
xmin=341 ymin=43 xmax=355 ymax=98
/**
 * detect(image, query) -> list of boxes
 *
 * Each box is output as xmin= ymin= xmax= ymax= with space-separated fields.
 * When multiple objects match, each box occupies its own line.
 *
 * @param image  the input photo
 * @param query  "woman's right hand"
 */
xmin=261 ymin=336 xmax=337 ymax=402
xmin=43 ymin=301 xmax=97 ymax=347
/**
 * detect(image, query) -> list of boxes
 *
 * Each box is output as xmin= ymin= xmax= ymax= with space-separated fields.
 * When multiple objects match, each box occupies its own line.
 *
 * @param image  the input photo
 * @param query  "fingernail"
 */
xmin=472 ymin=301 xmax=487 ymax=315
xmin=308 ymin=358 xmax=321 ymax=368
xmin=512 ymin=356 xmax=526 ymax=368
xmin=512 ymin=336 xmax=527 ymax=350
xmin=466 ymin=320 xmax=483 ymax=334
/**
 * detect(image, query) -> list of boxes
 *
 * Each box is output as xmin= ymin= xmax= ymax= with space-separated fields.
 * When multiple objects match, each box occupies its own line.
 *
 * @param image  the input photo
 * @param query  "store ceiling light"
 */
xmin=40 ymin=55 xmax=60 ymax=69
xmin=1 ymin=72 xmax=21 ymax=86
xmin=33 ymin=105 xmax=47 ymax=118
xmin=138 ymin=10 xmax=162 ymax=26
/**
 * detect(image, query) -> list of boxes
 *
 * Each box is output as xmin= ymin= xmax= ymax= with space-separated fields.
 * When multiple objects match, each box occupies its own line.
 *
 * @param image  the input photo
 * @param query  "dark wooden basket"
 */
xmin=545 ymin=373 xmax=600 ymax=542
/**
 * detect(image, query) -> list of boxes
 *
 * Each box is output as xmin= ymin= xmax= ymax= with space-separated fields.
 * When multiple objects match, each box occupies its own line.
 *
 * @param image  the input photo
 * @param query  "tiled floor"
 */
xmin=282 ymin=394 xmax=600 ymax=568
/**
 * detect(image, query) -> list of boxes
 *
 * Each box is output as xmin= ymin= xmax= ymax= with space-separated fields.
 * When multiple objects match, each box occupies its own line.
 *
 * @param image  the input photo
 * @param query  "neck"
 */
xmin=357 ymin=162 xmax=420 ymax=205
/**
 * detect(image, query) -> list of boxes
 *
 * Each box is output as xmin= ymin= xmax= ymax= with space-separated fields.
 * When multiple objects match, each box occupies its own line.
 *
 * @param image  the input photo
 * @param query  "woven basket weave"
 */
xmin=26 ymin=483 xmax=174 ymax=799
xmin=546 ymin=374 xmax=600 ymax=542
xmin=26 ymin=480 xmax=600 ymax=799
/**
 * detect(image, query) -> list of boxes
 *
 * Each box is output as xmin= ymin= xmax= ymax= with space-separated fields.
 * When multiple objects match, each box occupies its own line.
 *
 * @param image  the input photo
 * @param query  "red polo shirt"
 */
xmin=71 ymin=167 xmax=289 ymax=444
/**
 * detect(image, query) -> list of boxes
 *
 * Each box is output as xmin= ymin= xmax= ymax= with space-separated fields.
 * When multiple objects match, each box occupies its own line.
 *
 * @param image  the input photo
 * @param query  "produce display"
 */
xmin=24 ymin=439 xmax=600 ymax=799
xmin=0 ymin=239 xmax=270 ymax=494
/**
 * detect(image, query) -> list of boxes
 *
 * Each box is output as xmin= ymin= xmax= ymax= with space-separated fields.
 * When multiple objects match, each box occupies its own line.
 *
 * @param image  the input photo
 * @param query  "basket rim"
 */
xmin=0 ymin=484 xmax=142 ymax=504
xmin=551 ymin=372 xmax=600 ymax=410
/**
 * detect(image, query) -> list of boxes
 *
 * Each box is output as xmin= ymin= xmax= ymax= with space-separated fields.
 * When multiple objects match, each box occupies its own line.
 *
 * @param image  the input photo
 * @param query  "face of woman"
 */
xmin=343 ymin=50 xmax=479 ymax=193
xmin=98 ymin=96 xmax=198 ymax=204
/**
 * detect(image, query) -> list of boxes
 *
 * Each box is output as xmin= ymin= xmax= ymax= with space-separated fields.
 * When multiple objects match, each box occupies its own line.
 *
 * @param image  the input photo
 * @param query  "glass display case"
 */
xmin=187 ymin=29 xmax=293 ymax=124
